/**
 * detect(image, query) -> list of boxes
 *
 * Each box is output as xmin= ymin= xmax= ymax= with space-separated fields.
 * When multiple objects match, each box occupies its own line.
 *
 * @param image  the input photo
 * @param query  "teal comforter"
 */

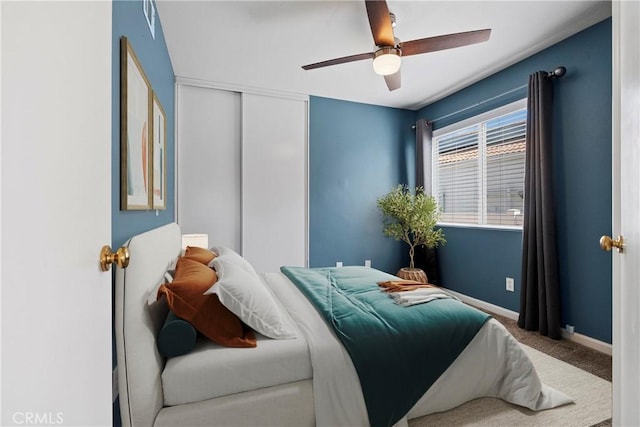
xmin=280 ymin=266 xmax=490 ymax=427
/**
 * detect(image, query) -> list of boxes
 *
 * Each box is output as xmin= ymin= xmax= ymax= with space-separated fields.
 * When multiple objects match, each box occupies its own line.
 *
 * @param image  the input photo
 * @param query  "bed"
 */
xmin=115 ymin=222 xmax=572 ymax=427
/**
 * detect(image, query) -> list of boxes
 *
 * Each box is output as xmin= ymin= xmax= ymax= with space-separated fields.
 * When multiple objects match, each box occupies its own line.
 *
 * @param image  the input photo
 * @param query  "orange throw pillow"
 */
xmin=183 ymin=246 xmax=217 ymax=265
xmin=157 ymin=257 xmax=256 ymax=348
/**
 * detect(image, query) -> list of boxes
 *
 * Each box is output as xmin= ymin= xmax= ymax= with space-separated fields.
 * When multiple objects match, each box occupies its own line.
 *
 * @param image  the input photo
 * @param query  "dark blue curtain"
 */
xmin=415 ymin=120 xmax=439 ymax=284
xmin=518 ymin=71 xmax=561 ymax=339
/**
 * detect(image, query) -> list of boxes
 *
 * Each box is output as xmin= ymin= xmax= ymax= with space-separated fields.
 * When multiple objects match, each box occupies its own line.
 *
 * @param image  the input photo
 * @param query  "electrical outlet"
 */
xmin=506 ymin=277 xmax=515 ymax=292
xmin=566 ymin=324 xmax=575 ymax=335
xmin=365 ymin=260 xmax=371 ymax=268
xmin=336 ymin=261 xmax=343 ymax=267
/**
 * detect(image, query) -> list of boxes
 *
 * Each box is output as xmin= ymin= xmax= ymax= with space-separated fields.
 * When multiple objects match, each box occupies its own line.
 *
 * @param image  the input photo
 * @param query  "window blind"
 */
xmin=433 ymin=103 xmax=526 ymax=227
xmin=435 ymin=124 xmax=480 ymax=224
xmin=485 ymin=109 xmax=526 ymax=226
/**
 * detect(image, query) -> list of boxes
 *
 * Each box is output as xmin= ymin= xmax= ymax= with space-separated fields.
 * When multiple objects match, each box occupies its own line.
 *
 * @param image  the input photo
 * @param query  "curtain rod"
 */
xmin=412 ymin=66 xmax=566 ymax=129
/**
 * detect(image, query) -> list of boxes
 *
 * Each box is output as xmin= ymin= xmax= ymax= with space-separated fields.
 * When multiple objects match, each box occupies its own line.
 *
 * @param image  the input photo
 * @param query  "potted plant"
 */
xmin=377 ymin=184 xmax=446 ymax=282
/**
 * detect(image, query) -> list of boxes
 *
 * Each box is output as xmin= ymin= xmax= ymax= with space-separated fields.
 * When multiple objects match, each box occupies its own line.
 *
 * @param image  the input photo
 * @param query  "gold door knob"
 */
xmin=100 ymin=245 xmax=130 ymax=271
xmin=600 ymin=235 xmax=624 ymax=253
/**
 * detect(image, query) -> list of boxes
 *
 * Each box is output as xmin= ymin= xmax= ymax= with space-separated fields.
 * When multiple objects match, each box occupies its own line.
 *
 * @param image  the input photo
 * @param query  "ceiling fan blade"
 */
xmin=400 ymin=29 xmax=491 ymax=57
xmin=365 ymin=0 xmax=395 ymax=47
xmin=384 ymin=70 xmax=401 ymax=91
xmin=302 ymin=52 xmax=374 ymax=70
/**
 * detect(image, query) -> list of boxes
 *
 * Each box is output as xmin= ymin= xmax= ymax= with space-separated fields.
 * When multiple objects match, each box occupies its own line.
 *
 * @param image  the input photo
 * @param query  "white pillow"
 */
xmin=207 ymin=257 xmax=296 ymax=339
xmin=210 ymin=245 xmax=256 ymax=274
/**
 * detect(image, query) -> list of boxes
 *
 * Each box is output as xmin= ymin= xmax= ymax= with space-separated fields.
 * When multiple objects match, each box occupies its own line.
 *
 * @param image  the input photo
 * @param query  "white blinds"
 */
xmin=433 ymin=104 xmax=526 ymax=227
xmin=485 ymin=109 xmax=526 ymax=226
xmin=435 ymin=124 xmax=480 ymax=224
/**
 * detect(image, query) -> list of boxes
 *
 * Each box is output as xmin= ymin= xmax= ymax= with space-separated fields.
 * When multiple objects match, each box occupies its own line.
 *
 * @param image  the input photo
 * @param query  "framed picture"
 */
xmin=120 ymin=37 xmax=152 ymax=210
xmin=152 ymin=93 xmax=166 ymax=210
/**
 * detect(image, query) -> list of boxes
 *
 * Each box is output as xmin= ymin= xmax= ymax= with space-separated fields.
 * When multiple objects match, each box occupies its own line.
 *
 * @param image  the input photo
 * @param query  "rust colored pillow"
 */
xmin=157 ymin=257 xmax=256 ymax=348
xmin=183 ymin=246 xmax=217 ymax=265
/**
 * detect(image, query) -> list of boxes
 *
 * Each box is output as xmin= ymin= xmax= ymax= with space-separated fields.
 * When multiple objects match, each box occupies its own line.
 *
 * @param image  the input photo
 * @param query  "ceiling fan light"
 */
xmin=373 ymin=47 xmax=401 ymax=76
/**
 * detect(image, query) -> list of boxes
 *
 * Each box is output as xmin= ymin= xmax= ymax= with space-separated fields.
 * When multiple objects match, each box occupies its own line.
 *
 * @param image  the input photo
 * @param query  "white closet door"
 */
xmin=177 ymin=85 xmax=242 ymax=250
xmin=242 ymin=93 xmax=308 ymax=273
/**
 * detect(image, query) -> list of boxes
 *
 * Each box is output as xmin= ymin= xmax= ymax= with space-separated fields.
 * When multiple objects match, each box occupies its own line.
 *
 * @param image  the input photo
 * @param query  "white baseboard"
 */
xmin=444 ymin=288 xmax=520 ymax=319
xmin=444 ymin=288 xmax=612 ymax=356
xmin=560 ymin=329 xmax=612 ymax=356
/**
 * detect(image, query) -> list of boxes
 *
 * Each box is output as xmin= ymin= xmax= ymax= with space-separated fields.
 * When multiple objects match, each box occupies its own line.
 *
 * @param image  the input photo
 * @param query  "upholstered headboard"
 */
xmin=115 ymin=223 xmax=182 ymax=427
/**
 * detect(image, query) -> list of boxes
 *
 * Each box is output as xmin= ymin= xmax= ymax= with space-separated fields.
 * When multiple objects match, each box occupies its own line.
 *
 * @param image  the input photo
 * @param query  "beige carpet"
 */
xmin=409 ymin=344 xmax=611 ymax=426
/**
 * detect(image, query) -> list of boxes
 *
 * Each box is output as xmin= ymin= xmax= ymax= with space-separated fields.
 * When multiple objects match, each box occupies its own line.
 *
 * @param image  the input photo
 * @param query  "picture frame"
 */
xmin=120 ymin=36 xmax=152 ymax=210
xmin=152 ymin=93 xmax=167 ymax=210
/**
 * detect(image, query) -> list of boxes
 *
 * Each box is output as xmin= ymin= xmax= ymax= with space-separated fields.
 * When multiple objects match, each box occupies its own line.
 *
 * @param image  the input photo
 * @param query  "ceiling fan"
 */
xmin=301 ymin=0 xmax=491 ymax=91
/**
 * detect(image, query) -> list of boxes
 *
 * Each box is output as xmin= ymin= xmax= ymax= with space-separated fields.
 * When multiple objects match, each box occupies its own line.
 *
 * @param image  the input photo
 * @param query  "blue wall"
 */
xmin=112 ymin=0 xmax=175 ymax=249
xmin=417 ymin=19 xmax=612 ymax=343
xmin=309 ymin=97 xmax=416 ymax=274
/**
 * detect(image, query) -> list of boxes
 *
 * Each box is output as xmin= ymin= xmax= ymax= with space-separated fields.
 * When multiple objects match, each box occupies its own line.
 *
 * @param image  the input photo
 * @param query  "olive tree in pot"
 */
xmin=377 ymin=185 xmax=446 ymax=283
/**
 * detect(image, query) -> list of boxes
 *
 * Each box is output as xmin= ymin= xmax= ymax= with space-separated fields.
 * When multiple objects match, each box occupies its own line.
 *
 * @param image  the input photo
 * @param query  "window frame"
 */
xmin=431 ymin=98 xmax=527 ymax=231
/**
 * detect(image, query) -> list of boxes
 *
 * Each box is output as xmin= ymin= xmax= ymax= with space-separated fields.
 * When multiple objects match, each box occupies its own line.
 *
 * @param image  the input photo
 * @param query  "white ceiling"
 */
xmin=156 ymin=0 xmax=611 ymax=110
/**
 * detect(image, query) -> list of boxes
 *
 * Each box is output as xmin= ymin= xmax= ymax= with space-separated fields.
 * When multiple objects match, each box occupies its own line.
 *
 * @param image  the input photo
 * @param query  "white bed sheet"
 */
xmin=162 ymin=331 xmax=312 ymax=406
xmin=263 ymin=271 xmax=573 ymax=427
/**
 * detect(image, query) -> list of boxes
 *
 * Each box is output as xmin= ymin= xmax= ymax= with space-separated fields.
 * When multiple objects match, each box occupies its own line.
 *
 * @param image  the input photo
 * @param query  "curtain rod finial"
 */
xmin=548 ymin=66 xmax=566 ymax=79
xmin=411 ymin=121 xmax=432 ymax=131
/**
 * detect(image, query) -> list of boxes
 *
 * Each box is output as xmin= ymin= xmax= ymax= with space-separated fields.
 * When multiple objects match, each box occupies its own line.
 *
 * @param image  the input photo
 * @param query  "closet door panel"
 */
xmin=177 ymin=85 xmax=242 ymax=250
xmin=242 ymin=94 xmax=308 ymax=272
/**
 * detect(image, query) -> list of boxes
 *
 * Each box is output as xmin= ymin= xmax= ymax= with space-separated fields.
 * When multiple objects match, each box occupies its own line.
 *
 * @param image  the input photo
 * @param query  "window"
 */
xmin=432 ymin=100 xmax=526 ymax=228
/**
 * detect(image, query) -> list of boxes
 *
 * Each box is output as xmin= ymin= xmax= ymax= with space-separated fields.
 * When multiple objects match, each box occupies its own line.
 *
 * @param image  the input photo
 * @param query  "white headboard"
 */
xmin=115 ymin=223 xmax=182 ymax=427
